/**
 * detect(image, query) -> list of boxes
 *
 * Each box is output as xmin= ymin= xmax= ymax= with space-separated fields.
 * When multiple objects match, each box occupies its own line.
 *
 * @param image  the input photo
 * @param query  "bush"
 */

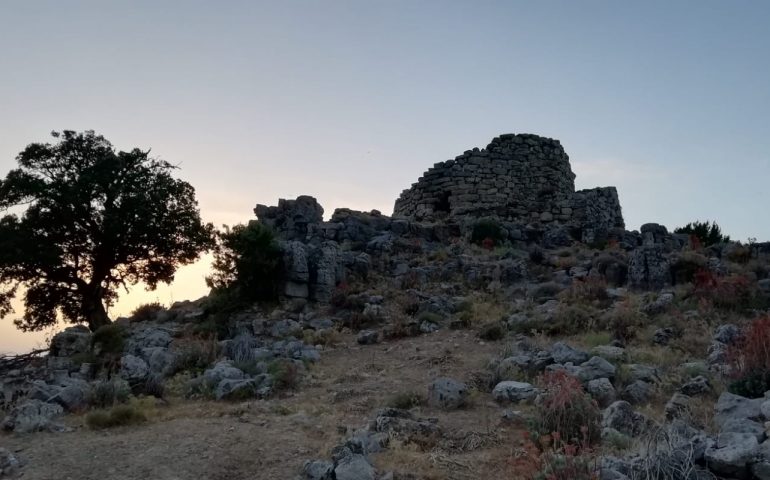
xmin=478 ymin=322 xmax=505 ymax=341
xmin=727 ymin=315 xmax=770 ymax=398
xmin=386 ymin=391 xmax=424 ymax=409
xmin=87 ymin=379 xmax=131 ymax=408
xmin=206 ymin=221 xmax=283 ymax=303
xmin=560 ymin=277 xmax=609 ymax=305
xmin=670 ymin=252 xmax=708 ymax=285
xmin=91 ymin=324 xmax=126 ymax=355
xmin=470 ymin=218 xmax=506 ymax=247
xmin=674 ymin=220 xmax=730 ymax=247
xmin=533 ymin=370 xmax=601 ymax=445
xmin=130 ymin=302 xmax=164 ymax=322
xmin=267 ymin=359 xmax=301 ymax=391
xmin=86 ymin=404 xmax=146 ymax=429
xmin=170 ymin=336 xmax=220 ymax=374
xmin=695 ymin=270 xmax=756 ymax=311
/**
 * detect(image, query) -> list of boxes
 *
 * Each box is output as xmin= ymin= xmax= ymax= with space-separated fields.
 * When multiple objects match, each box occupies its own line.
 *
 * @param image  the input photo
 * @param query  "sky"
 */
xmin=1 ymin=0 xmax=769 ymax=352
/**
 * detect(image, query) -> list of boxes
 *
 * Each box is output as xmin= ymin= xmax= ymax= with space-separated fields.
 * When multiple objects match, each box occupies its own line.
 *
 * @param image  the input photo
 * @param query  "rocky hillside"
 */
xmin=2 ymin=134 xmax=770 ymax=480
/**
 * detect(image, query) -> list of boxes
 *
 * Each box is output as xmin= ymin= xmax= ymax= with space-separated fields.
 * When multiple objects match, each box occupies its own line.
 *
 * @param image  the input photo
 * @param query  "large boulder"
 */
xmin=628 ymin=245 xmax=670 ymax=290
xmin=333 ymin=453 xmax=376 ymax=480
xmin=714 ymin=392 xmax=763 ymax=429
xmin=427 ymin=377 xmax=468 ymax=410
xmin=49 ymin=325 xmax=91 ymax=357
xmin=550 ymin=342 xmax=589 ymax=365
xmin=705 ymin=432 xmax=759 ymax=478
xmin=2 ymin=400 xmax=65 ymax=433
xmin=602 ymin=400 xmax=653 ymax=436
xmin=492 ymin=381 xmax=538 ymax=403
xmin=577 ymin=356 xmax=617 ymax=382
xmin=203 ymin=361 xmax=246 ymax=388
xmin=119 ymin=354 xmax=150 ymax=383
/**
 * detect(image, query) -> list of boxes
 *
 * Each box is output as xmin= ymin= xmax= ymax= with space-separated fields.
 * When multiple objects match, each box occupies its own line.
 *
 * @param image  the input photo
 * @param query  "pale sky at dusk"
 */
xmin=1 ymin=1 xmax=769 ymax=352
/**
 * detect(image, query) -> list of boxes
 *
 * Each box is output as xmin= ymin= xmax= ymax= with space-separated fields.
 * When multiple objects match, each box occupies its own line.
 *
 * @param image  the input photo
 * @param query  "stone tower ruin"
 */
xmin=393 ymin=133 xmax=624 ymax=240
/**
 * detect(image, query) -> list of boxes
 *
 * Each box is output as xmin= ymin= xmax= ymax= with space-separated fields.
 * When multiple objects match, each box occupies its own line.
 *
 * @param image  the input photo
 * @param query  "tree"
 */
xmin=674 ymin=220 xmax=731 ymax=247
xmin=206 ymin=221 xmax=283 ymax=303
xmin=0 ymin=130 xmax=214 ymax=331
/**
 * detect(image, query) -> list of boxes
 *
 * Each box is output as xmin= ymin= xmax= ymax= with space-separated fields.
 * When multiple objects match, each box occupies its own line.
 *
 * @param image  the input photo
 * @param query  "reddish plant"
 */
xmin=689 ymin=234 xmax=703 ymax=251
xmin=695 ymin=270 xmax=754 ymax=310
xmin=727 ymin=315 xmax=770 ymax=380
xmin=535 ymin=370 xmax=601 ymax=445
xmin=510 ymin=430 xmax=598 ymax=480
xmin=481 ymin=237 xmax=495 ymax=250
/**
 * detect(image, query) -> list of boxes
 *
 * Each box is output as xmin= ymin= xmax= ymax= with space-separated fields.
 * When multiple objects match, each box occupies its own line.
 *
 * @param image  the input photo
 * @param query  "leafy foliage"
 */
xmin=0 ymin=130 xmax=214 ymax=331
xmin=674 ymin=220 xmax=730 ymax=247
xmin=206 ymin=221 xmax=283 ymax=304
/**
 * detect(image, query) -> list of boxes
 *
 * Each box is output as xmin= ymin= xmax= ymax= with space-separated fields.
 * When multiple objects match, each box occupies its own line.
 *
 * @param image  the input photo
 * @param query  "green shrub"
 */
xmin=206 ymin=221 xmax=283 ymax=303
xmin=267 ymin=359 xmax=301 ymax=391
xmin=130 ymin=302 xmax=164 ymax=322
xmin=386 ymin=391 xmax=424 ymax=409
xmin=670 ymin=251 xmax=708 ymax=284
xmin=674 ymin=220 xmax=730 ymax=247
xmin=86 ymin=404 xmax=146 ymax=429
xmin=87 ymin=379 xmax=131 ymax=408
xmin=470 ymin=218 xmax=506 ymax=247
xmin=91 ymin=324 xmax=126 ymax=355
xmin=417 ymin=311 xmax=443 ymax=324
xmin=170 ymin=336 xmax=220 ymax=374
xmin=478 ymin=322 xmax=505 ymax=341
xmin=532 ymin=282 xmax=564 ymax=302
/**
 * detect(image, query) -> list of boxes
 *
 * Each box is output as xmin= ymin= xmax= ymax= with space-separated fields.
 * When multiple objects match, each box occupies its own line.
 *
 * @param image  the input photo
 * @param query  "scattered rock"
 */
xmin=427 ymin=377 xmax=468 ymax=410
xmin=680 ymin=375 xmax=711 ymax=396
xmin=587 ymin=377 xmax=616 ymax=407
xmin=550 ymin=342 xmax=589 ymax=365
xmin=1 ymin=400 xmax=66 ymax=433
xmin=492 ymin=381 xmax=538 ymax=403
xmin=357 ymin=330 xmax=380 ymax=345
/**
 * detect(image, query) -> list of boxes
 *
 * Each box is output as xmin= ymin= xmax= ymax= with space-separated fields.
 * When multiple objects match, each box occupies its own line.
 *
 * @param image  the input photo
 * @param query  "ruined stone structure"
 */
xmin=393 ymin=133 xmax=624 ymax=239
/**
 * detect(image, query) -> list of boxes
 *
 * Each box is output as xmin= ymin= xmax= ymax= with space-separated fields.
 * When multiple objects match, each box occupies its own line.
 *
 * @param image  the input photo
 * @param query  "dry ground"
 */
xmin=1 ymin=330 xmax=527 ymax=480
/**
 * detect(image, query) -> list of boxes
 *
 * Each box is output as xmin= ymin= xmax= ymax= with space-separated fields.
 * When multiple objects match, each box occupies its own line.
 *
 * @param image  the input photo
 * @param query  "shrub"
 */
xmin=170 ymin=336 xmax=220 ymax=374
xmin=670 ymin=252 xmax=708 ymax=285
xmin=130 ymin=302 xmax=164 ymax=322
xmin=560 ymin=277 xmax=609 ymax=305
xmin=386 ymin=391 xmax=424 ymax=409
xmin=695 ymin=270 xmax=756 ymax=311
xmin=674 ymin=220 xmax=730 ymax=247
xmin=206 ymin=221 xmax=283 ymax=303
xmin=91 ymin=323 xmax=126 ymax=355
xmin=470 ymin=218 xmax=506 ymax=247
xmin=478 ymin=322 xmax=505 ymax=341
xmin=727 ymin=315 xmax=770 ymax=398
xmin=267 ymin=359 xmax=301 ymax=391
xmin=87 ymin=379 xmax=131 ymax=408
xmin=532 ymin=282 xmax=564 ymax=302
xmin=533 ymin=370 xmax=601 ymax=445
xmin=86 ymin=404 xmax=146 ymax=429
xmin=511 ymin=431 xmax=597 ymax=480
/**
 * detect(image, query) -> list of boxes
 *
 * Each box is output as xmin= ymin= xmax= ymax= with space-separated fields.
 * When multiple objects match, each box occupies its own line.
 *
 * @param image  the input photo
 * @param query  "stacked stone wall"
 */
xmin=393 ymin=133 xmax=624 ymax=234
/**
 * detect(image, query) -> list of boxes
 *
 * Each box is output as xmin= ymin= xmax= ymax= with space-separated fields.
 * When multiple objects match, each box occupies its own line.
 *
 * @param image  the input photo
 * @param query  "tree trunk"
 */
xmin=83 ymin=290 xmax=111 ymax=331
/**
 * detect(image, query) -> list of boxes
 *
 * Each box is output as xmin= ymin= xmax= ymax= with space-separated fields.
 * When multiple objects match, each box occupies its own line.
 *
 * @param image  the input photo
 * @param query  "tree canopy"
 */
xmin=0 ymin=130 xmax=214 ymax=331
xmin=674 ymin=220 xmax=731 ymax=247
xmin=206 ymin=221 xmax=283 ymax=305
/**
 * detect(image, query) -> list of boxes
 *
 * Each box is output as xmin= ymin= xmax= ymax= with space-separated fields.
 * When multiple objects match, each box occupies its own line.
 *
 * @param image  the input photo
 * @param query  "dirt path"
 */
xmin=2 ymin=331 xmax=523 ymax=480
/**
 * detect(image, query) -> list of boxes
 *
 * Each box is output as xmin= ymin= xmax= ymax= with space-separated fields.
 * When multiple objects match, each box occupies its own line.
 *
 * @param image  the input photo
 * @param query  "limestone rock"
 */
xmin=49 ymin=325 xmax=91 ymax=357
xmin=427 ymin=377 xmax=468 ymax=410
xmin=2 ymin=400 xmax=65 ymax=433
xmin=492 ymin=381 xmax=538 ymax=403
xmin=704 ymin=432 xmax=759 ymax=478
